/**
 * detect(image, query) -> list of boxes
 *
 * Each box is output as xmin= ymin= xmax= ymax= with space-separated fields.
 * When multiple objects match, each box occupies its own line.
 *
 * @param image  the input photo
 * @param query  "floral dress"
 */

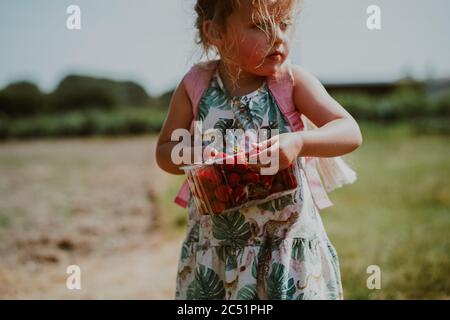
xmin=175 ymin=69 xmax=344 ymax=300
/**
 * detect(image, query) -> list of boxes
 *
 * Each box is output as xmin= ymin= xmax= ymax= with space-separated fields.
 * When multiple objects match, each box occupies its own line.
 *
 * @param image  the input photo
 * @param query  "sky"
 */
xmin=0 ymin=0 xmax=449 ymax=96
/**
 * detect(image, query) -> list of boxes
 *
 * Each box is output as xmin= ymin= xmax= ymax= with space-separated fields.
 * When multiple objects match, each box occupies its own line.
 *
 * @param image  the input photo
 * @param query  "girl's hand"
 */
xmin=248 ymin=132 xmax=303 ymax=172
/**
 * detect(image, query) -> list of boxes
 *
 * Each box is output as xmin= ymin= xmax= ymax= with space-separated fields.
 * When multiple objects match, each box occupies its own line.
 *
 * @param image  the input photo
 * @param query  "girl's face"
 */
xmin=220 ymin=1 xmax=295 ymax=76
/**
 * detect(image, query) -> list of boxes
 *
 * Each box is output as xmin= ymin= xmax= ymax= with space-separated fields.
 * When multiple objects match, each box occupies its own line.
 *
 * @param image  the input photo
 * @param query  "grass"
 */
xmin=319 ymin=121 xmax=450 ymax=299
xmin=152 ymin=174 xmax=188 ymax=235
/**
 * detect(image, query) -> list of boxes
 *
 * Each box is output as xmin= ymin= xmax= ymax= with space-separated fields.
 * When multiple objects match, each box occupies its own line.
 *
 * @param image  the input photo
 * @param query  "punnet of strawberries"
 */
xmin=185 ymin=150 xmax=299 ymax=215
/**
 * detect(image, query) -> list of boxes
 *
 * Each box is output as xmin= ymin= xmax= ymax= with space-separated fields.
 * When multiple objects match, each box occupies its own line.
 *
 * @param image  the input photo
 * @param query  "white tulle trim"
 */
xmin=301 ymin=115 xmax=358 ymax=192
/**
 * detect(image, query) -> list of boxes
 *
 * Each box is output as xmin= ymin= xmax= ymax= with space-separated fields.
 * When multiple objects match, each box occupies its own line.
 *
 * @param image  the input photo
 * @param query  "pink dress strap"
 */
xmin=173 ymin=60 xmax=219 ymax=208
xmin=184 ymin=60 xmax=219 ymax=132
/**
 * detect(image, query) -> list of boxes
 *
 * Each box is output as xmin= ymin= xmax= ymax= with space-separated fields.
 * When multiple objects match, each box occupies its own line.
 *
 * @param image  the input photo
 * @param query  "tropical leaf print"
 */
xmin=181 ymin=222 xmax=199 ymax=260
xmin=256 ymin=201 xmax=275 ymax=213
xmin=197 ymin=101 xmax=209 ymax=123
xmin=204 ymin=86 xmax=229 ymax=110
xmin=215 ymin=245 xmax=239 ymax=271
xmin=214 ymin=118 xmax=235 ymax=132
xmin=296 ymin=292 xmax=305 ymax=300
xmin=186 ymin=264 xmax=226 ymax=300
xmin=273 ymin=194 xmax=294 ymax=210
xmin=237 ymin=284 xmax=257 ymax=300
xmin=296 ymin=289 xmax=320 ymax=300
xmin=326 ymin=281 xmax=339 ymax=300
xmin=293 ymin=238 xmax=321 ymax=267
xmin=198 ymin=85 xmax=229 ymax=121
xmin=212 ymin=118 xmax=239 ymax=151
xmin=251 ymin=252 xmax=259 ymax=279
xmin=248 ymin=91 xmax=270 ymax=128
xmin=211 ymin=211 xmax=252 ymax=246
xmin=291 ymin=238 xmax=306 ymax=262
xmin=257 ymin=194 xmax=294 ymax=213
xmin=266 ymin=263 xmax=296 ymax=300
xmin=212 ymin=211 xmax=252 ymax=269
xmin=327 ymin=243 xmax=342 ymax=284
xmin=231 ymin=98 xmax=256 ymax=130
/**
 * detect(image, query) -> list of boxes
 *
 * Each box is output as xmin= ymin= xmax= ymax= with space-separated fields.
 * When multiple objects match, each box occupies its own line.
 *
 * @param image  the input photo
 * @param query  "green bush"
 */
xmin=333 ymin=93 xmax=378 ymax=120
xmin=375 ymin=88 xmax=427 ymax=120
xmin=0 ymin=82 xmax=47 ymax=117
xmin=334 ymin=85 xmax=447 ymax=122
xmin=0 ymin=107 xmax=168 ymax=139
xmin=429 ymin=89 xmax=450 ymax=117
xmin=50 ymin=75 xmax=151 ymax=112
xmin=0 ymin=75 xmax=155 ymax=118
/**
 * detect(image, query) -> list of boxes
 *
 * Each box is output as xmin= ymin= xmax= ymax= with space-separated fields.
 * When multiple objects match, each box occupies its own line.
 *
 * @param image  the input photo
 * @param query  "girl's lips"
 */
xmin=267 ymin=53 xmax=283 ymax=61
xmin=266 ymin=49 xmax=284 ymax=61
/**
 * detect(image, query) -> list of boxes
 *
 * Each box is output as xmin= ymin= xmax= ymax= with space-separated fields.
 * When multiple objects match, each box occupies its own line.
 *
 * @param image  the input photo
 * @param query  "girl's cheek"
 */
xmin=233 ymin=31 xmax=270 ymax=65
xmin=246 ymin=33 xmax=269 ymax=51
xmin=253 ymin=40 xmax=271 ymax=60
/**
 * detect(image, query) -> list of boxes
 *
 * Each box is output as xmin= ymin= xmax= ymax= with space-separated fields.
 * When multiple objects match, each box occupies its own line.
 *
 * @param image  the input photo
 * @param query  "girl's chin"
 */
xmin=261 ymin=59 xmax=285 ymax=73
xmin=248 ymin=58 xmax=286 ymax=76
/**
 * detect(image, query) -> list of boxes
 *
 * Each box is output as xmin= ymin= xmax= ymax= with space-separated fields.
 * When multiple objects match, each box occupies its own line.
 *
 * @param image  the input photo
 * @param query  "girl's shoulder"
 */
xmin=182 ymin=60 xmax=219 ymax=89
xmin=185 ymin=59 xmax=219 ymax=77
xmin=290 ymin=64 xmax=325 ymax=91
xmin=182 ymin=60 xmax=221 ymax=117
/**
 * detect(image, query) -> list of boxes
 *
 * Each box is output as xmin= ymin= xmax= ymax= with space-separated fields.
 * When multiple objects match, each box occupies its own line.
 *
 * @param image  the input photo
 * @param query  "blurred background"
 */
xmin=0 ymin=0 xmax=449 ymax=299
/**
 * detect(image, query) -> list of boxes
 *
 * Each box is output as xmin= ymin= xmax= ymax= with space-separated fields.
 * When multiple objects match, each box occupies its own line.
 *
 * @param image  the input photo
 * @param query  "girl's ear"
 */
xmin=203 ymin=20 xmax=224 ymax=47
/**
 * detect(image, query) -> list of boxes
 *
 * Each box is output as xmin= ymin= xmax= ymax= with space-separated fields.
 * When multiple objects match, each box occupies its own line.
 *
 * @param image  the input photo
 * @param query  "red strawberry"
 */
xmin=233 ymin=152 xmax=249 ymax=173
xmin=214 ymin=185 xmax=232 ymax=203
xmin=259 ymin=175 xmax=274 ymax=190
xmin=235 ymin=163 xmax=249 ymax=173
xmin=227 ymin=172 xmax=241 ymax=187
xmin=197 ymin=166 xmax=220 ymax=187
xmin=220 ymin=152 xmax=235 ymax=169
xmin=243 ymin=171 xmax=260 ymax=184
xmin=211 ymin=200 xmax=227 ymax=214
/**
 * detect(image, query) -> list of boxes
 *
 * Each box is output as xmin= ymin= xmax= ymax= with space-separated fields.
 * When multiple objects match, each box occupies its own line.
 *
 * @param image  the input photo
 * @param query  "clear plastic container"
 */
xmin=181 ymin=153 xmax=302 ymax=215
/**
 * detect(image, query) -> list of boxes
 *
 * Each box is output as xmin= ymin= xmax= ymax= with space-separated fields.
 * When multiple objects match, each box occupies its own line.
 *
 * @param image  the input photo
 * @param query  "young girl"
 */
xmin=156 ymin=0 xmax=362 ymax=300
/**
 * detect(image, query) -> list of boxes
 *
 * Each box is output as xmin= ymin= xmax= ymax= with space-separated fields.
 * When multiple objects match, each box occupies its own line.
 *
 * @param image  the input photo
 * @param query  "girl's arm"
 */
xmin=155 ymin=79 xmax=194 ymax=175
xmin=251 ymin=65 xmax=363 ymax=171
xmin=292 ymin=65 xmax=363 ymax=157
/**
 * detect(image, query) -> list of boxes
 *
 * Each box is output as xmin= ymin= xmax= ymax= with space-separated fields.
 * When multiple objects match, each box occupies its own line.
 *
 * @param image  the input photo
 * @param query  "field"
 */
xmin=0 ymin=122 xmax=448 ymax=299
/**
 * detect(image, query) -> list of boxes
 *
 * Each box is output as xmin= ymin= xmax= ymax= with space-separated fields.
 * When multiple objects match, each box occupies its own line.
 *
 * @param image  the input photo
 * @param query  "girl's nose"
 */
xmin=273 ymin=27 xmax=284 ymax=44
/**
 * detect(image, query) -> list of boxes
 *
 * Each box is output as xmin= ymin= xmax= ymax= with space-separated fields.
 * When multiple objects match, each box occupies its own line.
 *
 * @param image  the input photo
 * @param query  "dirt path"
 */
xmin=0 ymin=136 xmax=186 ymax=299
xmin=1 ymin=232 xmax=184 ymax=299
